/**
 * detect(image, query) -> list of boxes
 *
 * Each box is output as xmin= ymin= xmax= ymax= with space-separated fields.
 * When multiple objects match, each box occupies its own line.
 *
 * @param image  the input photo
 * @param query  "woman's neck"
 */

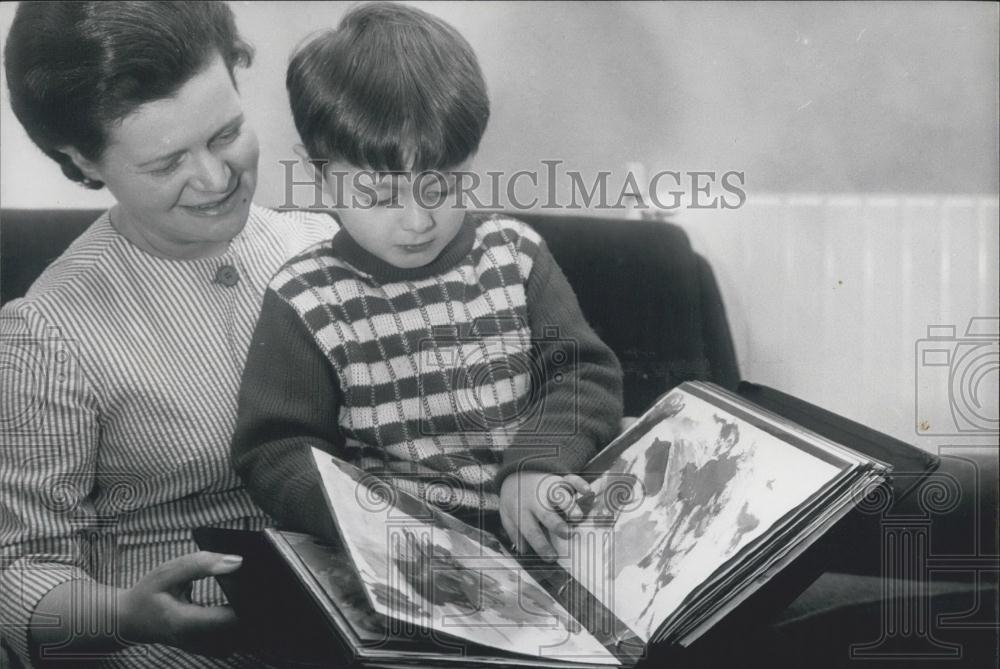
xmin=109 ymin=204 xmax=234 ymax=260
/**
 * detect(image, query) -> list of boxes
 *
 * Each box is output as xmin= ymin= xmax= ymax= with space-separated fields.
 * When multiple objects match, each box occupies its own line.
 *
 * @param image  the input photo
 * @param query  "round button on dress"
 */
xmin=214 ymin=265 xmax=240 ymax=287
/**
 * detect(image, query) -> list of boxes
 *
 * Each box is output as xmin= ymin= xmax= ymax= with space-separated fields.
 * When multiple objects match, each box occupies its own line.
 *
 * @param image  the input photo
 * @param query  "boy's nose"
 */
xmin=400 ymin=208 xmax=436 ymax=235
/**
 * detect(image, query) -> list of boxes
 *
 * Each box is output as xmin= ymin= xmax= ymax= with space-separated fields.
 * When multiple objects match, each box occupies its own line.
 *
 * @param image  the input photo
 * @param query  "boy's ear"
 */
xmin=293 ymin=144 xmax=320 ymax=177
xmin=59 ymin=146 xmax=104 ymax=183
xmin=292 ymin=143 xmax=310 ymax=163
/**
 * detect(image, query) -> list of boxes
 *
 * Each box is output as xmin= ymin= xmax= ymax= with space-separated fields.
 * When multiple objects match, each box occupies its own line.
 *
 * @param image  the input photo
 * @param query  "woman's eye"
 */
xmin=150 ymin=159 xmax=182 ymax=176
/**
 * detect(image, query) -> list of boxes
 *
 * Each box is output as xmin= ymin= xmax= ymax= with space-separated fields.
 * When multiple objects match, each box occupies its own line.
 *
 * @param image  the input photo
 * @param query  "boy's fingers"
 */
xmin=536 ymin=508 xmax=570 ymax=540
xmin=561 ymin=497 xmax=582 ymax=521
xmin=563 ymin=475 xmax=594 ymax=522
xmin=563 ymin=475 xmax=591 ymax=495
xmin=546 ymin=477 xmax=584 ymax=519
xmin=552 ymin=493 xmax=583 ymax=522
xmin=541 ymin=478 xmax=572 ymax=511
xmin=499 ymin=508 xmax=520 ymax=553
xmin=521 ymin=518 xmax=557 ymax=561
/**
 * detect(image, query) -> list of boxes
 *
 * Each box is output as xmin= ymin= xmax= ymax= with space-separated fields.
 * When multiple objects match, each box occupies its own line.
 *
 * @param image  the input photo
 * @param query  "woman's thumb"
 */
xmin=210 ymin=553 xmax=244 ymax=575
xmin=149 ymin=551 xmax=242 ymax=588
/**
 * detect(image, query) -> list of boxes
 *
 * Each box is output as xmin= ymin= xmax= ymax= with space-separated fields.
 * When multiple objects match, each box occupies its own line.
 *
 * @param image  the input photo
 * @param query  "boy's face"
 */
xmin=322 ymin=160 xmax=470 ymax=270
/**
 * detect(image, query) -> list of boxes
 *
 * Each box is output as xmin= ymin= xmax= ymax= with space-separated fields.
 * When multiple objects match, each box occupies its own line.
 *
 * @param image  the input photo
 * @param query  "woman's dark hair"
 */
xmin=287 ymin=2 xmax=489 ymax=172
xmin=3 ymin=1 xmax=253 ymax=189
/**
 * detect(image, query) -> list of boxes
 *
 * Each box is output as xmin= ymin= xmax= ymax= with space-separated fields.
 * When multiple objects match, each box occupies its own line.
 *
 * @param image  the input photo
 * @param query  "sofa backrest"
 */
xmin=0 ymin=208 xmax=739 ymax=413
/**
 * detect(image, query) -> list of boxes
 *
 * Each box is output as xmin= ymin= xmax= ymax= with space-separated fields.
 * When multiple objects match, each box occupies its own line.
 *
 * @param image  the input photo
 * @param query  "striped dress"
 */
xmin=0 ymin=205 xmax=337 ymax=667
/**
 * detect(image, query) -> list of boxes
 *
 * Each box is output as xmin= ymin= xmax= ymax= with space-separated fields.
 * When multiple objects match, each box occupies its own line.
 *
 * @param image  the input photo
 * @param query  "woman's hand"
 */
xmin=499 ymin=472 xmax=592 ymax=561
xmin=117 ymin=551 xmax=243 ymax=656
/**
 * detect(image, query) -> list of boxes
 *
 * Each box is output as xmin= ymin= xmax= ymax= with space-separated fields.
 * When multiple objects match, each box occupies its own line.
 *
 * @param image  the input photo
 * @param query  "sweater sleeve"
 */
xmin=497 ymin=240 xmax=624 ymax=481
xmin=231 ymin=289 xmax=344 ymax=543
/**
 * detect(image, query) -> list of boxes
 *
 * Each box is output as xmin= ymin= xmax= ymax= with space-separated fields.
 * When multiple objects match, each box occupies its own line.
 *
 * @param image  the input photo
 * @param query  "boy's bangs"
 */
xmin=318 ymin=101 xmax=482 ymax=173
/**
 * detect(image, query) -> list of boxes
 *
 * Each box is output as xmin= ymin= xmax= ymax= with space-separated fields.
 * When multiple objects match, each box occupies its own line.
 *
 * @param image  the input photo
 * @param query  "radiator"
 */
xmin=676 ymin=194 xmax=999 ymax=451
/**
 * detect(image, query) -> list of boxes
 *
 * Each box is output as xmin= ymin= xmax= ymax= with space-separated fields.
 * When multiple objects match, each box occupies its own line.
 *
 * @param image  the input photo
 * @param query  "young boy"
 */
xmin=231 ymin=2 xmax=623 ymax=561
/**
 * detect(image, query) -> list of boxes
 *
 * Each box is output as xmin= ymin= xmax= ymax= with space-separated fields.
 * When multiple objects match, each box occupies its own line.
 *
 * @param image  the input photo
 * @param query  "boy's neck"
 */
xmin=331 ymin=213 xmax=477 ymax=282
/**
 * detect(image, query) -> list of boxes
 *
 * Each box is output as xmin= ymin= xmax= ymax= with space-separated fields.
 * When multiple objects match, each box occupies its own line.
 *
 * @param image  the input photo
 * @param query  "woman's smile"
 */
xmin=181 ymin=175 xmax=245 ymax=218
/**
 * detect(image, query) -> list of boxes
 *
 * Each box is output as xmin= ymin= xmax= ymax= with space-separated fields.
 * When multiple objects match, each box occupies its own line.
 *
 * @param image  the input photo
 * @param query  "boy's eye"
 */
xmin=374 ymin=193 xmax=399 ymax=207
xmin=213 ymin=126 xmax=241 ymax=146
xmin=422 ymin=182 xmax=453 ymax=200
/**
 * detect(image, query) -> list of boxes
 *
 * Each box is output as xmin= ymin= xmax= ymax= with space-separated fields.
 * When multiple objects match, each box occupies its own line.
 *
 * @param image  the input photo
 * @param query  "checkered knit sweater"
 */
xmin=232 ymin=214 xmax=623 ymax=538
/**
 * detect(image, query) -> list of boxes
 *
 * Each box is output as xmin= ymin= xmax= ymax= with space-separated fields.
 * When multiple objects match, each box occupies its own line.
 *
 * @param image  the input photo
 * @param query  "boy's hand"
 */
xmin=499 ymin=472 xmax=592 ymax=561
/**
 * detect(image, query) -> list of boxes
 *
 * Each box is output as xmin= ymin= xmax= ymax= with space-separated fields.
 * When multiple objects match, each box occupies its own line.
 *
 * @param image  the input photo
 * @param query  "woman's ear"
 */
xmin=59 ymin=146 xmax=104 ymax=183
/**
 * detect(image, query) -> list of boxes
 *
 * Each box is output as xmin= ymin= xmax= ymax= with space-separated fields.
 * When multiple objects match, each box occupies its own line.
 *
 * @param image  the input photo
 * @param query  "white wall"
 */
xmin=2 ymin=2 xmax=998 ymax=207
xmin=680 ymin=193 xmax=999 ymax=452
xmin=1 ymin=2 xmax=997 ymax=450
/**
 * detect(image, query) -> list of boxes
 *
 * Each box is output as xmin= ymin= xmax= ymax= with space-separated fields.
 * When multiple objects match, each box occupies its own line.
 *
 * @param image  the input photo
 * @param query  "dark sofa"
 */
xmin=1 ymin=208 xmax=995 ymax=667
xmin=0 ymin=208 xmax=742 ymax=415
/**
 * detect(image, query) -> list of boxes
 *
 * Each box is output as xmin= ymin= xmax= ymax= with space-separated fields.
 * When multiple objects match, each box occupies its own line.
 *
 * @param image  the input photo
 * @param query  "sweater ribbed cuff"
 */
xmin=495 ymin=435 xmax=593 ymax=484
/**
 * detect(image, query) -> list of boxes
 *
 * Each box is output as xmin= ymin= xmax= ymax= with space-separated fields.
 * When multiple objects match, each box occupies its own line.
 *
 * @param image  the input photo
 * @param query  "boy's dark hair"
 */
xmin=287 ymin=2 xmax=489 ymax=172
xmin=3 ymin=1 xmax=253 ymax=189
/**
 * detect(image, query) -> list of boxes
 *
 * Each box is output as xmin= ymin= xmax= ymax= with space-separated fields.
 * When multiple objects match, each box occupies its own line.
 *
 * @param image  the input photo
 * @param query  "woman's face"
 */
xmin=80 ymin=54 xmax=259 ymax=259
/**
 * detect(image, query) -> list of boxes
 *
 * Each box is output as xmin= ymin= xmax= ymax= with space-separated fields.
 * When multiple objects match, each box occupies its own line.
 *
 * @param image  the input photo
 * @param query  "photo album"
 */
xmin=198 ymin=381 xmax=891 ymax=668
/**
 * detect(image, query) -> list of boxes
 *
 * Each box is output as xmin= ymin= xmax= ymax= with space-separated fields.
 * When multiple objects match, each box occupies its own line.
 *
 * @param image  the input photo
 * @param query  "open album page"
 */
xmin=311 ymin=449 xmax=620 ymax=665
xmin=274 ymin=530 xmax=388 ymax=643
xmin=556 ymin=387 xmax=846 ymax=642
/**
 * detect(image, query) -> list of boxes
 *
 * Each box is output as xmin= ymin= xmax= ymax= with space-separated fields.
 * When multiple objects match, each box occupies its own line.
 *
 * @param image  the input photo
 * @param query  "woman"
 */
xmin=0 ymin=2 xmax=335 ymax=666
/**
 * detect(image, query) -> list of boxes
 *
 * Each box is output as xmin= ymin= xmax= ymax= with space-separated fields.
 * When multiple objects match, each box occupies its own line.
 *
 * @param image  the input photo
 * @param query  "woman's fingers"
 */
xmin=143 ymin=551 xmax=242 ymax=592
xmin=171 ymin=603 xmax=240 ymax=656
xmin=176 ymin=602 xmax=239 ymax=630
